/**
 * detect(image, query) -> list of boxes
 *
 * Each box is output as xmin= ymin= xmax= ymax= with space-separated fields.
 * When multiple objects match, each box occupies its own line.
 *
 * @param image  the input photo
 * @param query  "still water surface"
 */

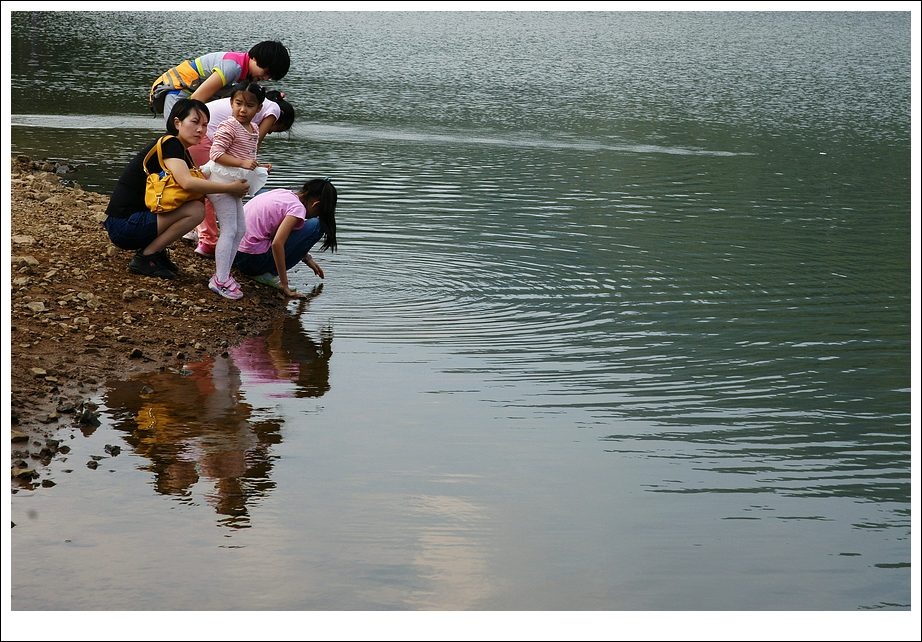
xmin=7 ymin=11 xmax=913 ymax=612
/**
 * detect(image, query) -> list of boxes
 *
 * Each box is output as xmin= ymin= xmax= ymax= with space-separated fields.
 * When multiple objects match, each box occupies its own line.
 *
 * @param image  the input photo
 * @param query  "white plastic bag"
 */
xmin=201 ymin=161 xmax=268 ymax=196
xmin=247 ymin=166 xmax=269 ymax=196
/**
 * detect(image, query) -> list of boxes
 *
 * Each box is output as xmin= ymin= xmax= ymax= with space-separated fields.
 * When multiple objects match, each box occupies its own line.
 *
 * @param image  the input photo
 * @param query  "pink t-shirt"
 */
xmin=239 ymin=189 xmax=305 ymax=254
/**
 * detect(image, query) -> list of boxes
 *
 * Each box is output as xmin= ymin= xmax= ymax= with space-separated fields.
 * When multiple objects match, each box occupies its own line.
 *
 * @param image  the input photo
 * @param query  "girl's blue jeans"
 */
xmin=233 ymin=217 xmax=323 ymax=276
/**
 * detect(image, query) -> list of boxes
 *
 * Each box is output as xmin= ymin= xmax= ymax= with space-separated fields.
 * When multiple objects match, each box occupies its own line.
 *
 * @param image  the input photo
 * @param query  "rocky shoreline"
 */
xmin=9 ymin=156 xmax=292 ymax=489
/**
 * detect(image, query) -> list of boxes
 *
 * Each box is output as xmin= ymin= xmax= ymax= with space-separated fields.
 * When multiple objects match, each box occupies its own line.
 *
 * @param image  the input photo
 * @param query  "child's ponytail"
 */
xmin=302 ymin=178 xmax=337 ymax=252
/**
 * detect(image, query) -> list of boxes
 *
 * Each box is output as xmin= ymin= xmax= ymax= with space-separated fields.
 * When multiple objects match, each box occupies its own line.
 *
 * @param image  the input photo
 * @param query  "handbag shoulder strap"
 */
xmin=142 ymin=135 xmax=194 ymax=175
xmin=142 ymin=136 xmax=171 ymax=176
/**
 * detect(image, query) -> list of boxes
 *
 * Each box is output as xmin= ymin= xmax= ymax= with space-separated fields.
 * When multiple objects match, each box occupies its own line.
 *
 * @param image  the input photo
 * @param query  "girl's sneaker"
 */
xmin=209 ymin=274 xmax=244 ymax=300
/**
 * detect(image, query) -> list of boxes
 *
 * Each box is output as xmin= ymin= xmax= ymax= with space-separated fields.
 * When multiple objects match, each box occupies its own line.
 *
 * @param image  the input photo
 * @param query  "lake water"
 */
xmin=5 ymin=8 xmax=915 ymax=627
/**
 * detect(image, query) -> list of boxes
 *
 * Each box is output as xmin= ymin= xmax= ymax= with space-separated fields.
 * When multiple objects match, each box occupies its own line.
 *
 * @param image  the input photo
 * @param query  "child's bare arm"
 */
xmin=188 ymin=74 xmax=225 ymax=104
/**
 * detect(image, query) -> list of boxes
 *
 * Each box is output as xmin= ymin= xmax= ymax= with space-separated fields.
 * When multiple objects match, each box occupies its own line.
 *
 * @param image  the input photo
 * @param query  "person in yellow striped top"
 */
xmin=148 ymin=41 xmax=290 ymax=124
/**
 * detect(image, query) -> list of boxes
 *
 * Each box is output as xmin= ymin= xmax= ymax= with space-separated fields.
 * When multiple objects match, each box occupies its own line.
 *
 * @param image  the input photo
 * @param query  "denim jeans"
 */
xmin=104 ymin=211 xmax=159 ymax=250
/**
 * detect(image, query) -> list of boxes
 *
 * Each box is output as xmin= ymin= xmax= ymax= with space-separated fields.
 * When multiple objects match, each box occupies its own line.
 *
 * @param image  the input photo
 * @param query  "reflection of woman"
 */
xmin=178 ymin=357 xmax=257 ymax=522
xmin=103 ymin=358 xmax=281 ymax=527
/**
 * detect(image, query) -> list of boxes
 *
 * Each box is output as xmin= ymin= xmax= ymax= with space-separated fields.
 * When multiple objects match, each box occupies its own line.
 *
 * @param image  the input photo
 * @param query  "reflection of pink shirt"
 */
xmin=229 ymin=337 xmax=296 ymax=383
xmin=229 ymin=336 xmax=301 ymax=399
xmin=239 ymin=189 xmax=305 ymax=254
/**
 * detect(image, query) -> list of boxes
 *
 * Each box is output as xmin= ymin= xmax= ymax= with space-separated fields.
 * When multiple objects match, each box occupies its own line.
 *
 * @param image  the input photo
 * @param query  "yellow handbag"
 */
xmin=143 ymin=135 xmax=205 ymax=214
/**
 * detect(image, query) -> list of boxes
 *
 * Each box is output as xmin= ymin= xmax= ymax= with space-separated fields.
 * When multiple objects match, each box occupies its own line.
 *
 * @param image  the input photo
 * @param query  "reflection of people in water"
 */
xmin=230 ymin=288 xmax=333 ymax=398
xmin=102 ymin=296 xmax=333 ymax=527
xmin=104 ymin=353 xmax=281 ymax=528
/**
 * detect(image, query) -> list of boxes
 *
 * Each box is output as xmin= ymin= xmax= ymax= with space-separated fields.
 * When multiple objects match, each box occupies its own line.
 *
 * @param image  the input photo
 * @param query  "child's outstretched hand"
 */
xmin=281 ymin=285 xmax=306 ymax=299
xmin=303 ymin=255 xmax=325 ymax=279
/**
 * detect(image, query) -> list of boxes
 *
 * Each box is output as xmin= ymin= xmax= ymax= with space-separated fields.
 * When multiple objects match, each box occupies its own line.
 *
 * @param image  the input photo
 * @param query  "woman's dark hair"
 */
xmin=300 ymin=178 xmax=337 ymax=252
xmin=231 ymin=81 xmax=266 ymax=105
xmin=265 ymin=90 xmax=296 ymax=133
xmin=249 ymin=41 xmax=290 ymax=80
xmin=276 ymin=98 xmax=295 ymax=133
xmin=166 ymin=98 xmax=210 ymax=135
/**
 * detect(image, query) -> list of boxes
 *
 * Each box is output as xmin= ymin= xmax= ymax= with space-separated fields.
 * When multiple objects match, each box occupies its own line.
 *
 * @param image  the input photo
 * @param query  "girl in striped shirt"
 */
xmin=203 ymin=82 xmax=270 ymax=300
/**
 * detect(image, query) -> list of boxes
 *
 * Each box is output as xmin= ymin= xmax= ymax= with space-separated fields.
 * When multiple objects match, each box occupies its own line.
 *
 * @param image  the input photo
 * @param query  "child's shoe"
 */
xmin=194 ymin=242 xmax=215 ymax=258
xmin=209 ymin=274 xmax=244 ymax=300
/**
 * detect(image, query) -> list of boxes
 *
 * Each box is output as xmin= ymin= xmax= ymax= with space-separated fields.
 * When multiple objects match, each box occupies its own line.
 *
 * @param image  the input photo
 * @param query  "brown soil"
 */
xmin=9 ymin=156 xmax=291 ymax=488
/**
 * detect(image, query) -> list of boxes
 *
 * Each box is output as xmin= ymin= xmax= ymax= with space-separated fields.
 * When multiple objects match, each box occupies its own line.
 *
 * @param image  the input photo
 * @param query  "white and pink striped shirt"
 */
xmin=210 ymin=117 xmax=259 ymax=164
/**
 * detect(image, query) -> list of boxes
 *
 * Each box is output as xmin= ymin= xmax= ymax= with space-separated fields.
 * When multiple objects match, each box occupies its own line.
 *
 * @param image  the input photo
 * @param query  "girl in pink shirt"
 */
xmin=234 ymin=179 xmax=338 ymax=299
xmin=186 ymin=89 xmax=295 ymax=257
xmin=202 ymin=82 xmax=270 ymax=300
